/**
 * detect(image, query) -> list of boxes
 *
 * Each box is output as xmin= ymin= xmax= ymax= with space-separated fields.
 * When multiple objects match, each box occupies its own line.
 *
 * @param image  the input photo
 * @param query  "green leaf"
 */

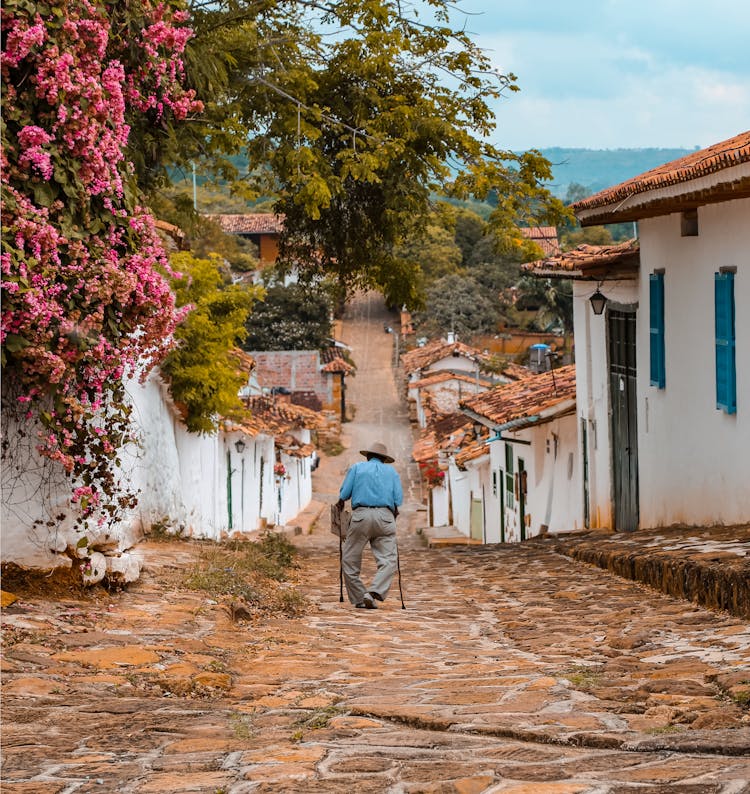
xmin=76 ymin=535 xmax=89 ymax=549
xmin=33 ymin=182 xmax=56 ymax=208
xmin=3 ymin=334 xmax=30 ymax=353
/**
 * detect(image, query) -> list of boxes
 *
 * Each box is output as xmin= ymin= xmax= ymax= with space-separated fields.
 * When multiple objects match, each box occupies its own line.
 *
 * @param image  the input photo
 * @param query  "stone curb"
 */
xmin=531 ymin=530 xmax=750 ymax=620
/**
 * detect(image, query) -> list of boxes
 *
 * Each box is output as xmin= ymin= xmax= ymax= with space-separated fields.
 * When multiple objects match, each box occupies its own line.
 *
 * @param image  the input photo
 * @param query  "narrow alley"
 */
xmin=1 ymin=293 xmax=749 ymax=793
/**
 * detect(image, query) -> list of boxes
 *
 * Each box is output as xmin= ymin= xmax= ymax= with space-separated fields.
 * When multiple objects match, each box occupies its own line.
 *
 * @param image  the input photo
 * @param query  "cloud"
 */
xmin=468 ymin=8 xmax=750 ymax=149
xmin=488 ymin=63 xmax=750 ymax=149
xmin=455 ymin=0 xmax=750 ymax=147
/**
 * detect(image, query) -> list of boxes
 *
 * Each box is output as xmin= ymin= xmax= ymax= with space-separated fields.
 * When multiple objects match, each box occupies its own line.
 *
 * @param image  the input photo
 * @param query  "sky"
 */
xmin=457 ymin=0 xmax=750 ymax=150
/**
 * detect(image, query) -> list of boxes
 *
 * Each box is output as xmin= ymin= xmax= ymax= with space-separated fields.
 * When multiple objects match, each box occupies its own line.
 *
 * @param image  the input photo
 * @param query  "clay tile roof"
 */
xmin=401 ymin=339 xmax=487 ymax=374
xmin=411 ymin=371 xmax=493 ymax=389
xmin=206 ymin=213 xmax=285 ymax=235
xmin=429 ymin=411 xmax=472 ymax=437
xmin=412 ymin=412 xmax=472 ymax=463
xmin=239 ymin=396 xmax=323 ymax=435
xmin=501 ymin=363 xmax=533 ymax=381
xmin=229 ymin=348 xmax=256 ymax=373
xmin=276 ymin=433 xmax=315 ymax=458
xmin=412 ymin=433 xmax=439 ymax=464
xmin=522 ymin=239 xmax=640 ymax=280
xmin=320 ymin=356 xmax=355 ymax=374
xmin=572 ymin=131 xmax=750 ymax=225
xmin=461 ymin=365 xmax=576 ymax=429
xmin=455 ymin=434 xmax=491 ymax=468
xmin=521 ymin=226 xmax=560 ymax=256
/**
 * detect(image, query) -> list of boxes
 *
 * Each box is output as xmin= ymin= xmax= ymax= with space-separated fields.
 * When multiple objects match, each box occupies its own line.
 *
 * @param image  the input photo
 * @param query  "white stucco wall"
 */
xmin=447 ymin=460 xmax=472 ymax=538
xmin=2 ymin=369 xmax=316 ymax=574
xmin=524 ymin=416 xmax=582 ymax=536
xmin=427 ymin=355 xmax=479 ymax=376
xmin=430 ymin=482 xmax=450 ymax=527
xmin=1 ymin=412 xmax=82 ymax=569
xmin=636 ymin=198 xmax=750 ymax=526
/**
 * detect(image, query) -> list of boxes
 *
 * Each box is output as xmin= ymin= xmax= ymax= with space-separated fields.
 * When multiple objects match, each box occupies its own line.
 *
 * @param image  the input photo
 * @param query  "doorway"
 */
xmin=608 ymin=309 xmax=639 ymax=531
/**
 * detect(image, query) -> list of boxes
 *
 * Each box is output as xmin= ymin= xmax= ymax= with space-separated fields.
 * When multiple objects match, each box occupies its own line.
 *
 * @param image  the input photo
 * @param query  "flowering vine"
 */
xmin=1 ymin=0 xmax=202 ymax=533
xmin=419 ymin=461 xmax=445 ymax=489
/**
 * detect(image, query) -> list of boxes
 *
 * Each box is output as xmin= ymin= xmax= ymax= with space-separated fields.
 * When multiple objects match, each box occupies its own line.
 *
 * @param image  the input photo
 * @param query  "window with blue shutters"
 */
xmin=649 ymin=272 xmax=665 ymax=388
xmin=715 ymin=271 xmax=736 ymax=414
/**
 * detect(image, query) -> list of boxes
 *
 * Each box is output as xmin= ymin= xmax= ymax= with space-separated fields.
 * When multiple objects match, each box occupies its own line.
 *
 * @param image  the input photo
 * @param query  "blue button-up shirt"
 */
xmin=339 ymin=458 xmax=403 ymax=509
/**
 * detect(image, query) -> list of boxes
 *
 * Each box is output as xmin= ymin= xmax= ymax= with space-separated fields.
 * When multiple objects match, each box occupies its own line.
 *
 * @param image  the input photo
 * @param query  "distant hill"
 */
xmin=536 ymin=147 xmax=698 ymax=199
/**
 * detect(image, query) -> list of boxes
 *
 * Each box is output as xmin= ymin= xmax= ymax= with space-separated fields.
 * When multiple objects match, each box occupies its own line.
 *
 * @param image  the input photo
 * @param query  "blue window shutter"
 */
xmin=715 ymin=272 xmax=736 ymax=414
xmin=649 ymin=273 xmax=665 ymax=388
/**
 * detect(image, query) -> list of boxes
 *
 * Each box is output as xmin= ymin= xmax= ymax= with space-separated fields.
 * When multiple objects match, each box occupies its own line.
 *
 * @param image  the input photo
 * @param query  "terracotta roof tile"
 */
xmin=522 ymin=240 xmax=640 ymax=280
xmin=411 ymin=371 xmax=493 ymax=389
xmin=276 ymin=433 xmax=315 ymax=458
xmin=572 ymin=131 xmax=750 ymax=224
xmin=206 ymin=213 xmax=284 ymax=235
xmin=501 ymin=363 xmax=533 ymax=381
xmin=401 ymin=339 xmax=487 ymax=374
xmin=229 ymin=348 xmax=256 ymax=373
xmin=521 ymin=226 xmax=560 ymax=256
xmin=229 ymin=396 xmax=323 ymax=438
xmin=413 ymin=411 xmax=473 ymax=463
xmin=320 ymin=356 xmax=355 ymax=374
xmin=455 ymin=434 xmax=491 ymax=468
xmin=461 ymin=365 xmax=576 ymax=428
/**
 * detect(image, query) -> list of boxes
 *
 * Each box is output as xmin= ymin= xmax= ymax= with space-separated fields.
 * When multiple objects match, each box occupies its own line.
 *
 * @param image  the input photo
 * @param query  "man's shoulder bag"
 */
xmin=330 ymin=503 xmax=351 ymax=539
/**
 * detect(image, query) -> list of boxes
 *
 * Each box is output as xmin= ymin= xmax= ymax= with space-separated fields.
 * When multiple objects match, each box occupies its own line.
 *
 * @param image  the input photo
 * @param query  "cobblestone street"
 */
xmin=2 ymin=293 xmax=749 ymax=793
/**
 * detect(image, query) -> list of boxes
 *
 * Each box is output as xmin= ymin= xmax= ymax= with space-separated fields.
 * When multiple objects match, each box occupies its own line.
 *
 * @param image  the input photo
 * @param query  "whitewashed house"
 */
xmin=401 ymin=337 xmax=491 ymax=428
xmin=460 ymin=366 xmax=579 ymax=542
xmin=412 ymin=412 xmax=475 ymax=529
xmin=408 ymin=370 xmax=493 ymax=427
xmin=525 ymin=131 xmax=750 ymax=531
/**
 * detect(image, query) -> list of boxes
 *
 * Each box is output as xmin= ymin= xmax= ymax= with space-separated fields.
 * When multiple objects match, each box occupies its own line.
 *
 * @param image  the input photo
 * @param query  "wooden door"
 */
xmin=608 ymin=309 xmax=639 ymax=531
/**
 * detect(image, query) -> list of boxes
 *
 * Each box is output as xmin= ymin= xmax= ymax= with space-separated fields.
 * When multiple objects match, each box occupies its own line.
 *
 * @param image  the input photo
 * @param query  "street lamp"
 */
xmin=589 ymin=288 xmax=607 ymax=316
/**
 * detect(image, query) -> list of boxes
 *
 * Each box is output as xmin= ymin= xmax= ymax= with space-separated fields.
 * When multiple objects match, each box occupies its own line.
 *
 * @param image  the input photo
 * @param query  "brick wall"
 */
xmin=250 ymin=351 xmax=332 ymax=405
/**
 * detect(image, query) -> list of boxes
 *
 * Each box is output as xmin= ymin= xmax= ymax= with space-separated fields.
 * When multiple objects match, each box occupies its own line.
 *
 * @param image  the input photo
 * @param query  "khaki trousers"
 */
xmin=342 ymin=507 xmax=397 ymax=605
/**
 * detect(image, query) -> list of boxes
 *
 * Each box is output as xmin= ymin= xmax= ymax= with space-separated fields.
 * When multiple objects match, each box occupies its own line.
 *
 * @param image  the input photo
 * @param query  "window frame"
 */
xmin=649 ymin=271 xmax=666 ymax=389
xmin=714 ymin=270 xmax=737 ymax=414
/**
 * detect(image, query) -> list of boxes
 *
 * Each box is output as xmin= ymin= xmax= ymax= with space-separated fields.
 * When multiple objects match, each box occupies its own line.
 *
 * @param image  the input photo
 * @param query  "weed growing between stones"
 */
xmin=561 ymin=664 xmax=605 ymax=690
xmin=319 ymin=438 xmax=344 ymax=456
xmin=230 ymin=712 xmax=255 ymax=740
xmin=145 ymin=517 xmax=186 ymax=542
xmin=179 ymin=531 xmax=307 ymax=617
xmin=291 ymin=704 xmax=345 ymax=742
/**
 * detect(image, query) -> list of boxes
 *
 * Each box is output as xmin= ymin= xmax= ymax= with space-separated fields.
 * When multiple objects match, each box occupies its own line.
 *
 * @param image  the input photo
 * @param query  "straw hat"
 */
xmin=359 ymin=442 xmax=395 ymax=463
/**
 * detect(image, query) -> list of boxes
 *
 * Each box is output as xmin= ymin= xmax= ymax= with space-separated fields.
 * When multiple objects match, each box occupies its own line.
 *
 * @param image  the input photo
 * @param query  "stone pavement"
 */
xmin=2 ymin=503 xmax=750 ymax=792
xmin=2 ymin=292 xmax=750 ymax=793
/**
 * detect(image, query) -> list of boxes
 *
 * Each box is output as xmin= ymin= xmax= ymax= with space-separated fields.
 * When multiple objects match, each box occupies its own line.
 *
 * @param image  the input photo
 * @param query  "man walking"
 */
xmin=336 ymin=442 xmax=403 ymax=609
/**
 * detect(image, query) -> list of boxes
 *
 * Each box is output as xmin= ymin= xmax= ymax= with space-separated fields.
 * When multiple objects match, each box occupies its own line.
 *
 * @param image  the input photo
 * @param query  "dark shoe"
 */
xmin=355 ymin=601 xmax=367 ymax=608
xmin=362 ymin=592 xmax=377 ymax=609
xmin=369 ymin=591 xmax=384 ymax=602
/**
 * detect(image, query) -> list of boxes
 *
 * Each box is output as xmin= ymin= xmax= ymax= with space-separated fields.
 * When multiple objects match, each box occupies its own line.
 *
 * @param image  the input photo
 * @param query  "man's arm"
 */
xmin=337 ymin=464 xmax=356 ymax=510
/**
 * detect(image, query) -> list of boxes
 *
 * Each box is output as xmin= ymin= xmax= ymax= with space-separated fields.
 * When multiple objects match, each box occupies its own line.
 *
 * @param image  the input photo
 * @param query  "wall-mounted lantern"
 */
xmin=234 ymin=438 xmax=246 ymax=454
xmin=589 ymin=288 xmax=607 ymax=316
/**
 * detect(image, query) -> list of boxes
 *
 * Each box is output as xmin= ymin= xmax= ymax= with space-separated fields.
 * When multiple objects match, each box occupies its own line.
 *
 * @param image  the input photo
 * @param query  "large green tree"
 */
xmin=171 ymin=1 xmax=569 ymax=307
xmin=243 ymin=283 xmax=333 ymax=351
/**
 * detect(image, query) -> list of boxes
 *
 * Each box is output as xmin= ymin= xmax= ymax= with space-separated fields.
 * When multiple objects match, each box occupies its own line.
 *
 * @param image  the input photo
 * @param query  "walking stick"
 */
xmin=396 ymin=543 xmax=406 ymax=610
xmin=338 ymin=525 xmax=344 ymax=603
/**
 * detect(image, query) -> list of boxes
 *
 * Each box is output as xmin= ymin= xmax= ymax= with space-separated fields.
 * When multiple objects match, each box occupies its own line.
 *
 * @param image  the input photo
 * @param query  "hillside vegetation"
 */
xmin=538 ymin=147 xmax=697 ymax=197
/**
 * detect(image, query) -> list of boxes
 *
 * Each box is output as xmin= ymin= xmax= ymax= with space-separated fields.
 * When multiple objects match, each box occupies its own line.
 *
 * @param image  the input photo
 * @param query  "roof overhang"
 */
xmin=576 ymin=162 xmax=750 ymax=226
xmin=462 ymin=398 xmax=577 ymax=438
xmin=523 ymin=241 xmax=640 ymax=282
